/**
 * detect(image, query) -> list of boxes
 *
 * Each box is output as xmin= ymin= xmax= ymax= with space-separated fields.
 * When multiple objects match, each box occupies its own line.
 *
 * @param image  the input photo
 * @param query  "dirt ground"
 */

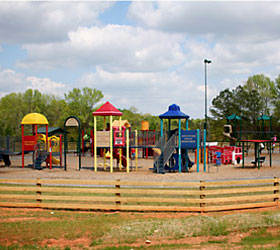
xmin=0 ymin=207 xmax=280 ymax=250
xmin=1 ymin=150 xmax=280 ymax=181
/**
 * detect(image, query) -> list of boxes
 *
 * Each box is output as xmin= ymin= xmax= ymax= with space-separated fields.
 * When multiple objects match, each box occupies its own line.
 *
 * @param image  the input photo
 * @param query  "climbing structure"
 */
xmin=154 ymin=104 xmax=190 ymax=173
xmin=21 ymin=113 xmax=49 ymax=168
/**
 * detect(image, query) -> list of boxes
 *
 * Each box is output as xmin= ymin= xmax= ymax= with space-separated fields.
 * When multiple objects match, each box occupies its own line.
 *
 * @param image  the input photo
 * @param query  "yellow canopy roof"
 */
xmin=21 ymin=113 xmax=49 ymax=125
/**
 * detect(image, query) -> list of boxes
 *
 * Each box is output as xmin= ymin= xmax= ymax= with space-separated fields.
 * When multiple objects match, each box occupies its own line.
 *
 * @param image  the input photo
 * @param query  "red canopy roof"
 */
xmin=92 ymin=101 xmax=123 ymax=116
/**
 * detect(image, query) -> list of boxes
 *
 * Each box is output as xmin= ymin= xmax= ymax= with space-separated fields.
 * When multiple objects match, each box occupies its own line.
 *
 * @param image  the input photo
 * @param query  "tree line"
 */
xmin=1 ymin=73 xmax=279 ymax=140
xmin=0 ymin=87 xmax=165 ymax=136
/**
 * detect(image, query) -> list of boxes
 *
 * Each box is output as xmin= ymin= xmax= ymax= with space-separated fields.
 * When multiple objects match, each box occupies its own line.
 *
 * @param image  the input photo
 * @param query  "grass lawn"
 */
xmin=0 ymin=207 xmax=280 ymax=249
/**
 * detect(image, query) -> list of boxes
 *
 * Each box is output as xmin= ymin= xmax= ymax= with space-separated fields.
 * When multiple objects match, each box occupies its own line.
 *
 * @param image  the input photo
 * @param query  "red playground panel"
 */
xmin=208 ymin=145 xmax=243 ymax=165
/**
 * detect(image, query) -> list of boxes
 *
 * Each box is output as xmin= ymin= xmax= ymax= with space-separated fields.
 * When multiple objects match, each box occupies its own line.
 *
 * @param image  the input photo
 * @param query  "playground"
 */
xmin=1 ymin=102 xmax=280 ymax=181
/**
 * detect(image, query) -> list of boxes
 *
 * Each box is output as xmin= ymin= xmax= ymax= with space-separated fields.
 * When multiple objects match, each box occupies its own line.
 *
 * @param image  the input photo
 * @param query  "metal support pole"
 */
xmin=178 ymin=119 xmax=181 ymax=173
xmin=204 ymin=59 xmax=211 ymax=131
xmin=196 ymin=129 xmax=200 ymax=173
xmin=94 ymin=116 xmax=97 ymax=172
xmin=203 ymin=129 xmax=206 ymax=172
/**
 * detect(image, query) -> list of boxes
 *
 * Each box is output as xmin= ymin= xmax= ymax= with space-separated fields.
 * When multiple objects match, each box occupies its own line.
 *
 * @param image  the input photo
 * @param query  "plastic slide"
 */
xmin=113 ymin=150 xmax=127 ymax=167
xmin=51 ymin=156 xmax=60 ymax=165
xmin=152 ymin=148 xmax=161 ymax=156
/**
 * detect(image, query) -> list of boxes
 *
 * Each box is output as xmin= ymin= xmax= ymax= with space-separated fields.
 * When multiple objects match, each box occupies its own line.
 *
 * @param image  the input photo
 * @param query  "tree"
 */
xmin=21 ymin=89 xmax=47 ymax=114
xmin=272 ymin=75 xmax=280 ymax=121
xmin=0 ymin=93 xmax=23 ymax=135
xmin=44 ymin=96 xmax=68 ymax=128
xmin=121 ymin=107 xmax=144 ymax=130
xmin=245 ymin=74 xmax=275 ymax=116
xmin=210 ymin=88 xmax=238 ymax=120
xmin=0 ymin=89 xmax=52 ymax=136
xmin=64 ymin=87 xmax=103 ymax=131
xmin=210 ymin=83 xmax=263 ymax=140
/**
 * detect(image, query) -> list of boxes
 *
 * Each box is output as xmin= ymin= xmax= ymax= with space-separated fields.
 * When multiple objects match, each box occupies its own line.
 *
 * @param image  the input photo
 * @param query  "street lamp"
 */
xmin=204 ymin=59 xmax=211 ymax=131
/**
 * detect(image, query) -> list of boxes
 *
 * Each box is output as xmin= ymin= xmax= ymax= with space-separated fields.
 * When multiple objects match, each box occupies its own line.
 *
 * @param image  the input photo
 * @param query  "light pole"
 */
xmin=204 ymin=59 xmax=211 ymax=131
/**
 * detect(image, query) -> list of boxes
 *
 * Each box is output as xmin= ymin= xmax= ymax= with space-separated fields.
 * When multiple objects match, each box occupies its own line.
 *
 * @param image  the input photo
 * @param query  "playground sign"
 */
xmin=181 ymin=130 xmax=197 ymax=149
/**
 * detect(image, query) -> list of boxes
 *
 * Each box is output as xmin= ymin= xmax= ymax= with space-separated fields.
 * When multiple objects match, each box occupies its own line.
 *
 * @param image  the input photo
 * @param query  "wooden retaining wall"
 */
xmin=0 ymin=178 xmax=279 ymax=213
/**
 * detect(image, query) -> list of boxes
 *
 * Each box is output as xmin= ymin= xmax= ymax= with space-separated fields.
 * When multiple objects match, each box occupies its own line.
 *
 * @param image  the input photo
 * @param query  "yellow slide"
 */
xmin=152 ymin=148 xmax=161 ymax=156
xmin=51 ymin=156 xmax=60 ymax=165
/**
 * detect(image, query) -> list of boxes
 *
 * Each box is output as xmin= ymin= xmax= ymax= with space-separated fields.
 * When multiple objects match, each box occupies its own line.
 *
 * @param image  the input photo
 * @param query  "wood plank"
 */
xmin=1 ymin=178 xmax=279 ymax=188
xmin=205 ymin=201 xmax=277 ymax=212
xmin=38 ymin=195 xmax=203 ymax=204
xmin=0 ymin=202 xmax=40 ymax=208
xmin=0 ymin=179 xmax=37 ymax=184
xmin=204 ymin=178 xmax=279 ymax=186
xmin=1 ymin=193 xmax=278 ymax=205
xmin=0 ymin=185 xmax=278 ymax=196
xmin=0 ymin=186 xmax=39 ymax=192
xmin=117 ymin=180 xmax=200 ymax=187
xmin=39 ymin=179 xmax=200 ymax=187
xmin=39 ymin=179 xmax=117 ymax=186
xmin=0 ymin=178 xmax=200 ymax=188
xmin=1 ymin=200 xmax=275 ymax=212
xmin=201 ymin=186 xmax=278 ymax=195
xmin=39 ymin=202 xmax=204 ymax=212
xmin=203 ymin=194 xmax=280 ymax=204
xmin=0 ymin=186 xmax=202 ymax=195
xmin=38 ymin=178 xmax=279 ymax=187
xmin=0 ymin=194 xmax=202 ymax=204
xmin=0 ymin=194 xmax=39 ymax=200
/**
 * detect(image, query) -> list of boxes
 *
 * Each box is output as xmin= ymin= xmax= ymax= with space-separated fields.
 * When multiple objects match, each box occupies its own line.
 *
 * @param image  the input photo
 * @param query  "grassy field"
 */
xmin=0 ymin=207 xmax=280 ymax=250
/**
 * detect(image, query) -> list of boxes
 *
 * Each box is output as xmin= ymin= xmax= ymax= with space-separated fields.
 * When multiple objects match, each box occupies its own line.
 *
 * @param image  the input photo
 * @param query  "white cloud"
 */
xmin=80 ymin=67 xmax=207 ymax=118
xmin=0 ymin=2 xmax=112 ymax=44
xmin=0 ymin=68 xmax=67 ymax=98
xmin=26 ymin=77 xmax=67 ymax=97
xmin=128 ymin=2 xmax=280 ymax=42
xmin=1 ymin=2 xmax=280 ymax=118
xmin=18 ymin=25 xmax=185 ymax=72
xmin=0 ymin=69 xmax=26 ymax=95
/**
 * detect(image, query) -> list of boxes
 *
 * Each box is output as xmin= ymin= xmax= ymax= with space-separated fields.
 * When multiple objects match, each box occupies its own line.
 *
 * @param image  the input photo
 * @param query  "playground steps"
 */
xmin=154 ymin=154 xmax=165 ymax=173
xmin=153 ymin=134 xmax=176 ymax=173
xmin=35 ymin=151 xmax=49 ymax=170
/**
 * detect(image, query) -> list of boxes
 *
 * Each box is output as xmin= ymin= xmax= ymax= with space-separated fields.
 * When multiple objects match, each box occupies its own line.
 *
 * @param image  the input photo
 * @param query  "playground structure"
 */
xmin=16 ymin=104 xmax=209 ymax=173
xmin=80 ymin=120 xmax=158 ymax=159
xmin=63 ymin=116 xmax=82 ymax=171
xmin=139 ymin=121 xmax=157 ymax=159
xmin=223 ymin=113 xmax=276 ymax=169
xmin=63 ymin=102 xmax=159 ymax=172
xmin=21 ymin=113 xmax=48 ymax=169
xmin=21 ymin=113 xmax=62 ymax=170
xmin=152 ymin=104 xmax=207 ymax=174
xmin=92 ymin=101 xmax=132 ymax=173
xmin=3 ymin=104 xmax=280 ymax=173
xmin=224 ymin=113 xmax=275 ymax=142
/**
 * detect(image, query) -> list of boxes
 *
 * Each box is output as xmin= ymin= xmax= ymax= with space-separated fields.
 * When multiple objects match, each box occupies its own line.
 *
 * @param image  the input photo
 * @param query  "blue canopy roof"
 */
xmin=159 ymin=104 xmax=189 ymax=119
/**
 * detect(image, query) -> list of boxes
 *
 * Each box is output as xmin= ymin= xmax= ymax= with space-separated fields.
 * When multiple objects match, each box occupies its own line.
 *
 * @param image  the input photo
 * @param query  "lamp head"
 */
xmin=204 ymin=59 xmax=212 ymax=64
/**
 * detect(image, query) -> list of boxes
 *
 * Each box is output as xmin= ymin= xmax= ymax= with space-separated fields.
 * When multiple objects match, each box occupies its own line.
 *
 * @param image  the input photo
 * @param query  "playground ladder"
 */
xmin=34 ymin=143 xmax=49 ymax=170
xmin=34 ymin=151 xmax=49 ymax=170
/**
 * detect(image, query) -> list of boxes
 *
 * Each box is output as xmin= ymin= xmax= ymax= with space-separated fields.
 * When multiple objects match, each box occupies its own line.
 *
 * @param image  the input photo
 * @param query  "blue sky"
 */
xmin=1 ymin=1 xmax=280 ymax=118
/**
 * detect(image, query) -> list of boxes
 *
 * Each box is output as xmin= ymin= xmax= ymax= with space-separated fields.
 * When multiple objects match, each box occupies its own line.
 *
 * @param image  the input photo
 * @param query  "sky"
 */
xmin=1 ymin=1 xmax=280 ymax=119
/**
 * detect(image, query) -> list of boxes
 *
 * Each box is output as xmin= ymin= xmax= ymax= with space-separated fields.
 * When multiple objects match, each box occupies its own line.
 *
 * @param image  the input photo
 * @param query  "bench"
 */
xmin=251 ymin=156 xmax=266 ymax=167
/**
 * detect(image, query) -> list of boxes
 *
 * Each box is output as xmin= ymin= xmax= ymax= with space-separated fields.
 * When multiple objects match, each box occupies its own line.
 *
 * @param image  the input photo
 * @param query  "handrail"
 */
xmin=153 ymin=134 xmax=176 ymax=173
xmin=162 ymin=134 xmax=176 ymax=166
